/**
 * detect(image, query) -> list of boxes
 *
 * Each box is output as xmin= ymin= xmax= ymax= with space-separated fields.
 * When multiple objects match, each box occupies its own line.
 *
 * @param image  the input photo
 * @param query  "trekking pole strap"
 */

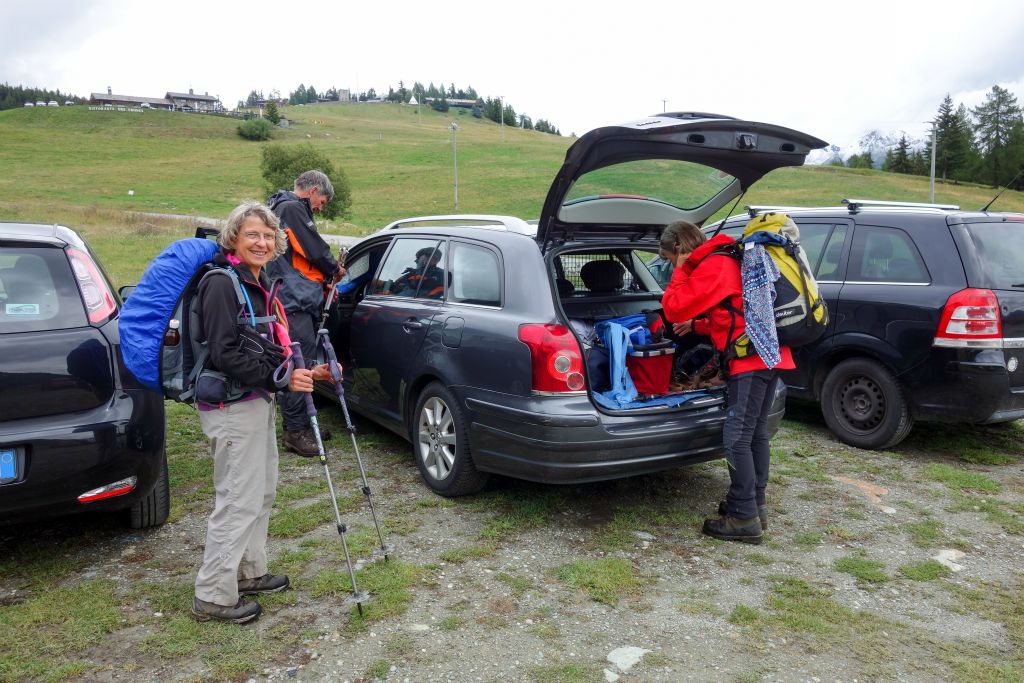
xmin=289 ymin=342 xmax=317 ymax=417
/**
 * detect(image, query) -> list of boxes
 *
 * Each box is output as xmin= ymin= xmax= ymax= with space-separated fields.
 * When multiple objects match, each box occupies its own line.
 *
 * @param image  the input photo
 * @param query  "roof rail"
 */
xmin=744 ymin=205 xmax=807 ymax=218
xmin=381 ymin=214 xmax=535 ymax=235
xmin=842 ymin=198 xmax=959 ymax=212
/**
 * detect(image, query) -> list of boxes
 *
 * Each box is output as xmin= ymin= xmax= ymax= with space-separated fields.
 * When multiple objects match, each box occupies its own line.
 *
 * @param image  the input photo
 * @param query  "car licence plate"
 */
xmin=0 ymin=449 xmax=17 ymax=483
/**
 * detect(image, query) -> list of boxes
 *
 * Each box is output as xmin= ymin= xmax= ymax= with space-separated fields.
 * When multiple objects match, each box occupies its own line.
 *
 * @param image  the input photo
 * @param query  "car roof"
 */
xmin=709 ymin=199 xmax=1024 ymax=228
xmin=0 ymin=222 xmax=84 ymax=248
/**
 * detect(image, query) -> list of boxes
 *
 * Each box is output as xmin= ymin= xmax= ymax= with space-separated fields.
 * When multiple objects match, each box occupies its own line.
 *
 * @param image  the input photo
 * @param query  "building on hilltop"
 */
xmin=89 ymin=86 xmax=222 ymax=112
xmin=164 ymin=89 xmax=222 ymax=112
xmin=89 ymin=86 xmax=171 ymax=110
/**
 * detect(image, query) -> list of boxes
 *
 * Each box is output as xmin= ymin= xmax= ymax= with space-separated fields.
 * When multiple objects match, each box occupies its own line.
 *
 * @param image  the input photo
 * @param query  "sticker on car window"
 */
xmin=6 ymin=303 xmax=40 ymax=315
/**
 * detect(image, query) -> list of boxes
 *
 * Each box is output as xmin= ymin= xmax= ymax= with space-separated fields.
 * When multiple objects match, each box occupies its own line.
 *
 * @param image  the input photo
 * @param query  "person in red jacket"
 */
xmin=660 ymin=220 xmax=793 ymax=544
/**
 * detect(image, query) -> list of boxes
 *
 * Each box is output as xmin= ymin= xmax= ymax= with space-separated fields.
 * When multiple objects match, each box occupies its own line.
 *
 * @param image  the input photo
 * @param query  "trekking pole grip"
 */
xmin=317 ymin=330 xmax=346 ymax=397
xmin=289 ymin=342 xmax=317 ymax=417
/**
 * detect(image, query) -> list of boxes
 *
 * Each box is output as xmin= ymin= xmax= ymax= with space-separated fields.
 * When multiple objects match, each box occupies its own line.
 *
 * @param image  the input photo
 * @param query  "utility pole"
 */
xmin=499 ymin=95 xmax=504 ymax=141
xmin=450 ymin=122 xmax=459 ymax=209
xmin=661 ymin=99 xmax=667 ymax=113
xmin=929 ymin=129 xmax=937 ymax=203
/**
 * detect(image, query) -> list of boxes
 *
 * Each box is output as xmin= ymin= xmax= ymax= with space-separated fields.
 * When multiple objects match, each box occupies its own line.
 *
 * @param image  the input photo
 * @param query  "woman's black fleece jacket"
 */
xmin=196 ymin=251 xmax=287 ymax=392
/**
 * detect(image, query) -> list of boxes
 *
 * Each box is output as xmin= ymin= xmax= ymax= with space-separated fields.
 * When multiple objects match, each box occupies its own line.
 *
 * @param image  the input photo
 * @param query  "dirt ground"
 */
xmin=1 ymin=404 xmax=1022 ymax=683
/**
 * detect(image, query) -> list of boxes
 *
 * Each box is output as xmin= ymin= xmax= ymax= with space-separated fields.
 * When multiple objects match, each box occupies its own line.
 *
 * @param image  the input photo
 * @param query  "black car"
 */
xmin=0 ymin=223 xmax=168 ymax=527
xmin=709 ymin=200 xmax=1024 ymax=449
xmin=320 ymin=113 xmax=827 ymax=495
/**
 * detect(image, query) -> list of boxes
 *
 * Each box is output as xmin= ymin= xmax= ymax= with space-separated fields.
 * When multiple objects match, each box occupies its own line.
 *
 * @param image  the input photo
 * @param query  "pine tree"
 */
xmin=926 ymin=94 xmax=971 ymax=181
xmin=264 ymin=100 xmax=280 ymax=125
xmin=889 ymin=134 xmax=912 ymax=174
xmin=972 ymin=85 xmax=1023 ymax=187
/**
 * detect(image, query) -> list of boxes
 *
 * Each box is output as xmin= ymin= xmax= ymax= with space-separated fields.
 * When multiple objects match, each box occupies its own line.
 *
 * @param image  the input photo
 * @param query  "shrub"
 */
xmin=237 ymin=118 xmax=274 ymax=141
xmin=260 ymin=143 xmax=351 ymax=220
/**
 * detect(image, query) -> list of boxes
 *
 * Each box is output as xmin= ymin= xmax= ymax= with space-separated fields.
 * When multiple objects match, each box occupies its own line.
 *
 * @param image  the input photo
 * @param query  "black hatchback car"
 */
xmin=710 ymin=200 xmax=1024 ymax=449
xmin=0 ymin=223 xmax=168 ymax=527
xmin=321 ymin=113 xmax=827 ymax=495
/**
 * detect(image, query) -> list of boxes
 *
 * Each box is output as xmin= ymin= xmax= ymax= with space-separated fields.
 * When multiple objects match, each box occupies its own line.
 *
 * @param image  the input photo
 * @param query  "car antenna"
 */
xmin=979 ymin=167 xmax=1023 ymax=212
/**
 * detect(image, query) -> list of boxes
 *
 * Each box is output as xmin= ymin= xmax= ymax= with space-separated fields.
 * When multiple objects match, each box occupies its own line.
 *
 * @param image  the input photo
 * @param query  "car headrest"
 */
xmin=579 ymin=260 xmax=625 ymax=293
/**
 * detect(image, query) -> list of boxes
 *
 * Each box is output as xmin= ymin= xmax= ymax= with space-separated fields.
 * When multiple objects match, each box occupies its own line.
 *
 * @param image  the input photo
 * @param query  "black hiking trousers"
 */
xmin=723 ymin=369 xmax=778 ymax=521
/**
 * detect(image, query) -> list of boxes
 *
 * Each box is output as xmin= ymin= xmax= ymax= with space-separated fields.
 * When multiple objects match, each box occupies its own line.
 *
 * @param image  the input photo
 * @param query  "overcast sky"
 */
xmin=3 ymin=0 xmax=1023 ymax=155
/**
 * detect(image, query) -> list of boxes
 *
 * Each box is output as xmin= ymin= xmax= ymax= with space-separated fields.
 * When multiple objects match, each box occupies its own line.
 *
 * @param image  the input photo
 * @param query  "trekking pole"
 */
xmin=317 ymin=329 xmax=393 ymax=561
xmin=317 ymin=247 xmax=347 ymax=330
xmin=289 ymin=342 xmax=369 ymax=615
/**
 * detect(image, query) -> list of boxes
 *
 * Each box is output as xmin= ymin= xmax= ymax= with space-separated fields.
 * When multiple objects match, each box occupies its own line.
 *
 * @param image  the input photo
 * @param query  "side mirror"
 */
xmin=118 ymin=284 xmax=136 ymax=301
xmin=195 ymin=226 xmax=220 ymax=240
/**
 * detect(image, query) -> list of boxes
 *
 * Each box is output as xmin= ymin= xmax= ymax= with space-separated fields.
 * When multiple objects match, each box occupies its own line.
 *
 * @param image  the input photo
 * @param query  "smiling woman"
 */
xmin=189 ymin=201 xmax=326 ymax=625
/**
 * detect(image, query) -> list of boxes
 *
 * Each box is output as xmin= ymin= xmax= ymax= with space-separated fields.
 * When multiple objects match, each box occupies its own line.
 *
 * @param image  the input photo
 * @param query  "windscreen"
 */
xmin=563 ymin=159 xmax=736 ymax=211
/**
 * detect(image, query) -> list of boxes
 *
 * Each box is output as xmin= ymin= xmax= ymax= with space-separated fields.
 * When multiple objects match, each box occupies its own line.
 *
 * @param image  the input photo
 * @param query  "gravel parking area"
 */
xmin=1 ymin=404 xmax=1021 ymax=683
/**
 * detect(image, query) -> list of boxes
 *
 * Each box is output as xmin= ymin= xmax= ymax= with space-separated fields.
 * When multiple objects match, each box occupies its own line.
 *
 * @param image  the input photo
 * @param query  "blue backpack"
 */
xmin=120 ymin=234 xmax=261 ymax=403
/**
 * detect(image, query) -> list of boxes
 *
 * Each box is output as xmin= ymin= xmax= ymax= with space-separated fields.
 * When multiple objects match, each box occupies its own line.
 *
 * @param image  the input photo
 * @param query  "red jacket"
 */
xmin=661 ymin=233 xmax=794 ymax=375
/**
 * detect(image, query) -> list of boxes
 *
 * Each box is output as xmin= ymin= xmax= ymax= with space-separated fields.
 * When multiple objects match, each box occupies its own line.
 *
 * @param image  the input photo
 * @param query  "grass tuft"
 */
xmin=556 ymin=558 xmax=644 ymax=606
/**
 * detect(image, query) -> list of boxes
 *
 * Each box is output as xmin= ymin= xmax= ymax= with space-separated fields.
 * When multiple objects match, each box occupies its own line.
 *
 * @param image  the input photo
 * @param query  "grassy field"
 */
xmin=2 ymin=102 xmax=1023 ymax=242
xmin=4 ymin=101 xmax=1024 ymax=289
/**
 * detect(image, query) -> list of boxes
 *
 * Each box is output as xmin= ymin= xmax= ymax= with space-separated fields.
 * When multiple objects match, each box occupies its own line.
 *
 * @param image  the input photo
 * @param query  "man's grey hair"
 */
xmin=220 ymin=201 xmax=287 ymax=258
xmin=294 ymin=169 xmax=334 ymax=202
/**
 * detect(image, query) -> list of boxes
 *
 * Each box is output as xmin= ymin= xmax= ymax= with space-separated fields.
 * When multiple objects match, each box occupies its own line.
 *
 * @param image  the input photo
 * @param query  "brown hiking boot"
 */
xmin=191 ymin=596 xmax=261 ymax=624
xmin=702 ymin=514 xmax=763 ymax=545
xmin=718 ymin=501 xmax=768 ymax=530
xmin=283 ymin=429 xmax=319 ymax=457
xmin=238 ymin=573 xmax=290 ymax=596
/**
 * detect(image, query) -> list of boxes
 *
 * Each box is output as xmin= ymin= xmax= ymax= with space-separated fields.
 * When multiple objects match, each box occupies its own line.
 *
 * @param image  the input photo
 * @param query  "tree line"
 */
xmin=0 ymin=83 xmax=86 ymax=110
xmin=241 ymin=80 xmax=563 ymax=136
xmin=836 ymin=85 xmax=1024 ymax=190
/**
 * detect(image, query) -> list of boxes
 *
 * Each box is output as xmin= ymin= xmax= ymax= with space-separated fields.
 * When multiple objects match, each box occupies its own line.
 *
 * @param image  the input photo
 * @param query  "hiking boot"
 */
xmin=718 ymin=501 xmax=768 ymax=530
xmin=238 ymin=573 xmax=290 ymax=596
xmin=702 ymin=515 xmax=763 ymax=545
xmin=191 ymin=596 xmax=261 ymax=624
xmin=283 ymin=429 xmax=320 ymax=457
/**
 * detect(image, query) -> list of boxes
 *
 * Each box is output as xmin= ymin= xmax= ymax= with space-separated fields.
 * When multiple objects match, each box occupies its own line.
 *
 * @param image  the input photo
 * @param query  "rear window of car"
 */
xmin=0 ymin=247 xmax=87 ymax=332
xmin=563 ymin=159 xmax=736 ymax=212
xmin=959 ymin=221 xmax=1024 ymax=290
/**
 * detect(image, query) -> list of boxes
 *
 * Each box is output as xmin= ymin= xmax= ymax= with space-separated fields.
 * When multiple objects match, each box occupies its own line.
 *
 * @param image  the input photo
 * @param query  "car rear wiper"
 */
xmin=1013 ymin=283 xmax=1024 ymax=288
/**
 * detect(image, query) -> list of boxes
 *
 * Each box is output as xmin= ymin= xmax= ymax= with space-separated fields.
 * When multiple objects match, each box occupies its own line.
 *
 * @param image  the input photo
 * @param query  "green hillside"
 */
xmin=2 ymin=103 xmax=1023 ymax=285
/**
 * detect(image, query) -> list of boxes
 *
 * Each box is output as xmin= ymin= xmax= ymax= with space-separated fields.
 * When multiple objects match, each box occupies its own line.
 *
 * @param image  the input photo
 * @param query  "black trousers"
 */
xmin=280 ymin=309 xmax=317 ymax=433
xmin=723 ymin=369 xmax=778 ymax=520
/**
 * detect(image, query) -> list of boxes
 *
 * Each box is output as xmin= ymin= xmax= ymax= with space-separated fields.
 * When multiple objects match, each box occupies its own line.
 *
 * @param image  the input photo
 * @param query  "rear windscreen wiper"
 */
xmin=1012 ymin=283 xmax=1024 ymax=288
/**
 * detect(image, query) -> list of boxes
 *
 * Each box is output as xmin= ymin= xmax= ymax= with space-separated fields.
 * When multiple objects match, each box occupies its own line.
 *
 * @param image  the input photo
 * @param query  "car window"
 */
xmin=449 ymin=242 xmax=501 ymax=306
xmin=369 ymin=239 xmax=447 ymax=299
xmin=849 ymin=226 xmax=929 ymax=283
xmin=810 ymin=223 xmax=849 ymax=280
xmin=960 ymin=222 xmax=1024 ymax=290
xmin=558 ymin=250 xmax=657 ymax=293
xmin=0 ymin=248 xmax=88 ymax=332
xmin=792 ymin=223 xmax=831 ymax=274
xmin=563 ymin=159 xmax=736 ymax=214
xmin=336 ymin=247 xmax=382 ymax=296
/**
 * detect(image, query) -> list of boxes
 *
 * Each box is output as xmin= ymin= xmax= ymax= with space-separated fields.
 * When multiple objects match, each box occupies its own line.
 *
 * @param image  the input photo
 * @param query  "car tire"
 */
xmin=821 ymin=358 xmax=913 ymax=450
xmin=128 ymin=452 xmax=170 ymax=529
xmin=412 ymin=382 xmax=488 ymax=496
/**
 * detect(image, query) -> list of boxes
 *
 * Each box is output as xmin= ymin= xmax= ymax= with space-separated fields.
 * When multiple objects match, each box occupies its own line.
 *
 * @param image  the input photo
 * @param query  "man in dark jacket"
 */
xmin=266 ymin=170 xmax=343 ymax=456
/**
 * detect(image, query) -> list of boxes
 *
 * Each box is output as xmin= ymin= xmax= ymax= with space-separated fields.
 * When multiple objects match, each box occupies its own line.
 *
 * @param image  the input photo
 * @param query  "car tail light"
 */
xmin=78 ymin=476 xmax=137 ymax=503
xmin=933 ymin=288 xmax=1002 ymax=348
xmin=67 ymin=247 xmax=117 ymax=324
xmin=518 ymin=324 xmax=585 ymax=393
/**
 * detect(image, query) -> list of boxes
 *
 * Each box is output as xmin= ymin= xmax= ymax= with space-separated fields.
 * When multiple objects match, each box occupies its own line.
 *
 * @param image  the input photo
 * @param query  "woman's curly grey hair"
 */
xmin=219 ymin=201 xmax=287 ymax=258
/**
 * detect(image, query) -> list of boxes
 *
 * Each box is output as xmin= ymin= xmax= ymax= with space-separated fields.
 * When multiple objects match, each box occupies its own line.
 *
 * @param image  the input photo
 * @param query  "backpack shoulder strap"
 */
xmin=197 ymin=267 xmax=276 ymax=326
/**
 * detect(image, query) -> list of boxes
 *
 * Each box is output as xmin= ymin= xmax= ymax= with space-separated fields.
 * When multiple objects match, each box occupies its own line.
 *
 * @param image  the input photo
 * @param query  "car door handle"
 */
xmin=402 ymin=320 xmax=424 ymax=331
